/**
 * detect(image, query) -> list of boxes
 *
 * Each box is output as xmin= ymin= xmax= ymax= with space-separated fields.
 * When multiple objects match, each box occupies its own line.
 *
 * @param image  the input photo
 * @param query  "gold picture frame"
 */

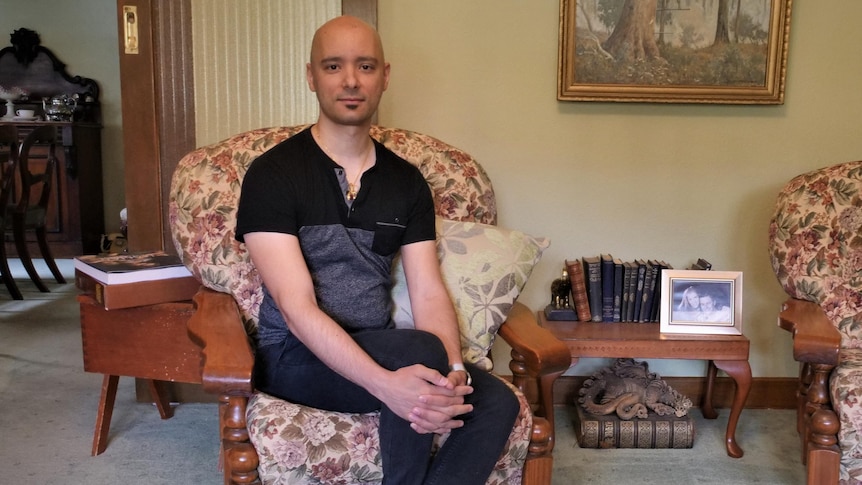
xmin=558 ymin=0 xmax=792 ymax=104
xmin=659 ymin=270 xmax=743 ymax=335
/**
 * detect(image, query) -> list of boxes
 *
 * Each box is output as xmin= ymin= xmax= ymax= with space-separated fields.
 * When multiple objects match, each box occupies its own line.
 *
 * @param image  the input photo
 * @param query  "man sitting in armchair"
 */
xmin=235 ymin=15 xmax=519 ymax=484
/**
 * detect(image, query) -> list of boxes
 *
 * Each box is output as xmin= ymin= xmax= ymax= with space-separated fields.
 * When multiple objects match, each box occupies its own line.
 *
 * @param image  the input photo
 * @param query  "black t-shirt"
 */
xmin=236 ymin=127 xmax=435 ymax=346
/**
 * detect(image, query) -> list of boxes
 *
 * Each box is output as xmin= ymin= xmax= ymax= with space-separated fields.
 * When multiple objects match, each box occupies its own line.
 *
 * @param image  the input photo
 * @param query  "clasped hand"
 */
xmin=381 ymin=364 xmax=474 ymax=435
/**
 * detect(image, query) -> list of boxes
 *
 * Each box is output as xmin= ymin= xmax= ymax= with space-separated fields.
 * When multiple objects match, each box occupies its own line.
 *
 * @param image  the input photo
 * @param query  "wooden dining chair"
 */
xmin=0 ymin=125 xmax=23 ymax=299
xmin=11 ymin=125 xmax=66 ymax=292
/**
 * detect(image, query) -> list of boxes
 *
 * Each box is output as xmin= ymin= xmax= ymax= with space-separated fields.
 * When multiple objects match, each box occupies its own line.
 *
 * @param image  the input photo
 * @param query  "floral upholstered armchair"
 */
xmin=769 ymin=161 xmax=862 ymax=485
xmin=169 ymin=125 xmax=572 ymax=485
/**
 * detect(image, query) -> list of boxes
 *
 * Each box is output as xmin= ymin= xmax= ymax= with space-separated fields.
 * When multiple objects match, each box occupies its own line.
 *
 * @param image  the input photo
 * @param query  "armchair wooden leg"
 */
xmin=508 ymin=348 xmax=566 ymax=447
xmin=221 ymin=395 xmax=260 ymax=485
xmin=804 ymin=363 xmax=834 ymax=466
xmin=801 ymin=363 xmax=840 ymax=484
xmin=807 ymin=408 xmax=840 ymax=485
xmin=798 ymin=363 xmax=813 ymax=438
xmin=509 ymin=349 xmax=535 ymax=402
xmin=522 ymin=416 xmax=554 ymax=485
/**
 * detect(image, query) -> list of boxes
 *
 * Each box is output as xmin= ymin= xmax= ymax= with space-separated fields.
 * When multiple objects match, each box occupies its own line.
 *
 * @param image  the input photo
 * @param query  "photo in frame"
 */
xmin=659 ymin=270 xmax=743 ymax=335
xmin=557 ymin=0 xmax=793 ymax=104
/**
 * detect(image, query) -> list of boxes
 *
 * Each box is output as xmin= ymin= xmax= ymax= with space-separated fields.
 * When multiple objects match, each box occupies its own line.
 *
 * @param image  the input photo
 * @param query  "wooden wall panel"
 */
xmin=117 ymin=0 xmax=195 ymax=253
xmin=117 ymin=0 xmax=163 ymax=252
xmin=153 ymin=0 xmax=196 ymax=251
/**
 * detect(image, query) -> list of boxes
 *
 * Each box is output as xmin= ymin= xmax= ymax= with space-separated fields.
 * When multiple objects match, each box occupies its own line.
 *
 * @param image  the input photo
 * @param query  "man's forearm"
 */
xmin=281 ymin=301 xmax=391 ymax=392
xmin=412 ymin=293 xmax=463 ymax=366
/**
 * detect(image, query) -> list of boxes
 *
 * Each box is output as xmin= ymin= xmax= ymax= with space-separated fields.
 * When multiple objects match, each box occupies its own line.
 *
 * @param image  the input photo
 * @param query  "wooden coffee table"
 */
xmin=539 ymin=312 xmax=751 ymax=458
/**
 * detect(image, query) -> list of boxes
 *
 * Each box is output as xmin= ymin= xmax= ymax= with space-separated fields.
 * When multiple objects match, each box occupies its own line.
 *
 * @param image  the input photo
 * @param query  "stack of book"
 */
xmin=574 ymin=405 xmax=694 ymax=449
xmin=565 ymin=255 xmax=673 ymax=323
xmin=74 ymin=251 xmax=200 ymax=310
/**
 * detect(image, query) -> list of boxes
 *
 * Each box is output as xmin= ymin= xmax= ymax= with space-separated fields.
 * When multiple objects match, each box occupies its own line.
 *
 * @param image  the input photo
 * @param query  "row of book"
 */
xmin=565 ymin=255 xmax=674 ymax=323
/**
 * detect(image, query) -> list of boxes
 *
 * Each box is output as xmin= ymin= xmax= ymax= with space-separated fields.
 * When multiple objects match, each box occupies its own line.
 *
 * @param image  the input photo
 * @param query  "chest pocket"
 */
xmin=372 ymin=221 xmax=406 ymax=256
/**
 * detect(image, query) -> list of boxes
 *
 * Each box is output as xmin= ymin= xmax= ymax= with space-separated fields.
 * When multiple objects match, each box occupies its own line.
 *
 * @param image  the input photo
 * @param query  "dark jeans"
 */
xmin=255 ymin=328 xmax=520 ymax=485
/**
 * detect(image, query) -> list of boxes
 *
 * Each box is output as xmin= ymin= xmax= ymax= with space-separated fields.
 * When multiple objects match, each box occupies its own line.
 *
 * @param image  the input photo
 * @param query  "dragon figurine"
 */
xmin=578 ymin=358 xmax=692 ymax=420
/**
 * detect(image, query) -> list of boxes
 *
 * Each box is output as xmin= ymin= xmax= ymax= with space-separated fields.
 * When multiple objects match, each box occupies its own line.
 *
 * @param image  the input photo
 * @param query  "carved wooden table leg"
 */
xmin=702 ymin=360 xmax=719 ymax=419
xmin=92 ymin=374 xmax=119 ymax=456
xmin=713 ymin=359 xmax=752 ymax=458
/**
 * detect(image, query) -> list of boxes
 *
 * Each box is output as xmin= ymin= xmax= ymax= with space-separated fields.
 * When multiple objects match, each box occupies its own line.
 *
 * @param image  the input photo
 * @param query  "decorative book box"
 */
xmin=574 ymin=405 xmax=695 ymax=449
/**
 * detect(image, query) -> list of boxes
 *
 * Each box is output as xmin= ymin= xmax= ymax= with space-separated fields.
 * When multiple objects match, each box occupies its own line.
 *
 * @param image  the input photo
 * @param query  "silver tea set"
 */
xmin=42 ymin=94 xmax=77 ymax=121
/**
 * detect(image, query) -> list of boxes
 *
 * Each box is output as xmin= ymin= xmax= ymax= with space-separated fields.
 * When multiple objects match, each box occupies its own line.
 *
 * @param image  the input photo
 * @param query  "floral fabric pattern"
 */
xmin=391 ymin=217 xmax=549 ymax=371
xmin=769 ymin=161 xmax=862 ymax=482
xmin=832 ymin=349 xmax=862 ymax=484
xmin=169 ymin=126 xmax=532 ymax=485
xmin=249 ymin=376 xmax=532 ymax=485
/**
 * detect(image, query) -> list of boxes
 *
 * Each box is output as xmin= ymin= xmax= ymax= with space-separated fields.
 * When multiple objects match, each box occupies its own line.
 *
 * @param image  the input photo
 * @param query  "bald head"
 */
xmin=310 ymin=15 xmax=385 ymax=65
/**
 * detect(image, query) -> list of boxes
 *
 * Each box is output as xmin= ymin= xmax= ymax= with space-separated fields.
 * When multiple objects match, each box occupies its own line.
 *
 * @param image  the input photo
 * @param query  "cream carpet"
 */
xmin=0 ymin=260 xmax=806 ymax=484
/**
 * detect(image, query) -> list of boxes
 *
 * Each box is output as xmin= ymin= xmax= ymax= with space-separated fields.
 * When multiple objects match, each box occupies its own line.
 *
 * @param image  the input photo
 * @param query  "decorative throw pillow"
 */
xmin=391 ymin=217 xmax=550 ymax=371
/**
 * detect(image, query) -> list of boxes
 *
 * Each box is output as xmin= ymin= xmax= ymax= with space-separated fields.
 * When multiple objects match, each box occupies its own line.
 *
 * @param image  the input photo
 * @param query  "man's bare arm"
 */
xmin=401 ymin=240 xmax=464 ymax=373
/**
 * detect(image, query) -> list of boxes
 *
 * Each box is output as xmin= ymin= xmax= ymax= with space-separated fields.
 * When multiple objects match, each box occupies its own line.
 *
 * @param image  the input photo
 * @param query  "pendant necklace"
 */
xmin=314 ymin=126 xmax=373 ymax=201
xmin=345 ymin=150 xmax=371 ymax=201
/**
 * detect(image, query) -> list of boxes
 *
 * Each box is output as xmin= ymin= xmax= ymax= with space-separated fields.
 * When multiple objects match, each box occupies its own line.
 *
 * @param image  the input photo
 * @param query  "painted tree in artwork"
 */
xmin=601 ymin=0 xmax=661 ymax=61
xmin=714 ymin=0 xmax=731 ymax=45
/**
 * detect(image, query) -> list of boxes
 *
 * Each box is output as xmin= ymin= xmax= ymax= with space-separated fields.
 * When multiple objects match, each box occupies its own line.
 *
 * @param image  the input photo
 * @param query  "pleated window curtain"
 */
xmin=191 ymin=0 xmax=340 ymax=147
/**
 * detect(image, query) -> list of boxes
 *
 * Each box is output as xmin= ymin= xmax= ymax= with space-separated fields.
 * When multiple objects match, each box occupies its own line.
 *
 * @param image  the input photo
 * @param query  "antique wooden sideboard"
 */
xmin=0 ymin=28 xmax=104 ymax=256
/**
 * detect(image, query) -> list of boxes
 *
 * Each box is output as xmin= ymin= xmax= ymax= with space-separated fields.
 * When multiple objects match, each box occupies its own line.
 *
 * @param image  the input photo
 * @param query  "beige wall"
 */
xmin=378 ymin=1 xmax=862 ymax=377
xmin=0 ymin=0 xmax=124 ymax=232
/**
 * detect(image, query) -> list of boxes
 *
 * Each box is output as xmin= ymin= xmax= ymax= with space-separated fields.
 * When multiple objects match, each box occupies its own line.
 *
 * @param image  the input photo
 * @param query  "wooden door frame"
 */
xmin=117 ymin=0 xmax=376 ymax=253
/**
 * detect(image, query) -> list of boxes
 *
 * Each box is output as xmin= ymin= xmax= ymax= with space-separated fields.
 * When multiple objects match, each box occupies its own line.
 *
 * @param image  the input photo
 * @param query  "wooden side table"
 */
xmin=78 ymin=294 xmax=201 ymax=455
xmin=539 ymin=312 xmax=751 ymax=458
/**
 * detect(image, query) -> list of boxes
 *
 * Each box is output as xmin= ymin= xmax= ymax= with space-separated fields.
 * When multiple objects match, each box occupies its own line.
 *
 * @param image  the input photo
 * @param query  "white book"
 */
xmin=74 ymin=251 xmax=192 ymax=285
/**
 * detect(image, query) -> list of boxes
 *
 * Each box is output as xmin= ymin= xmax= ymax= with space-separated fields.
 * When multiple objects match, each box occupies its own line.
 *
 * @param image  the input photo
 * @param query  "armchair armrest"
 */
xmin=498 ymin=301 xmax=571 ymax=434
xmin=498 ymin=302 xmax=572 ymax=377
xmin=778 ymin=298 xmax=840 ymax=366
xmin=187 ymin=287 xmax=255 ymax=396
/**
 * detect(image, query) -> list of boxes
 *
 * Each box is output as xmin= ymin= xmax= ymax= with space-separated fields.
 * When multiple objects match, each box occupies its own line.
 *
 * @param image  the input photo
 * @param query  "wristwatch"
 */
xmin=450 ymin=363 xmax=472 ymax=386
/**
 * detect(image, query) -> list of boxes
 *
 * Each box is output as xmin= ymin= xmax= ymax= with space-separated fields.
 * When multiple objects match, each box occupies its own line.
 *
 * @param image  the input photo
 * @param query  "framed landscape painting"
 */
xmin=557 ymin=0 xmax=793 ymax=104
